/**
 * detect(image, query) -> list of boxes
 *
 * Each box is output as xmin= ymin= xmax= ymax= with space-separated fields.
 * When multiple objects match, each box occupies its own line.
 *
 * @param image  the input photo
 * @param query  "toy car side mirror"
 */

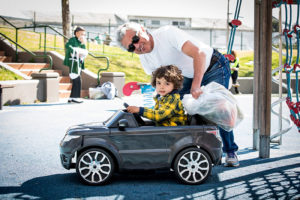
xmin=118 ymin=119 xmax=129 ymax=130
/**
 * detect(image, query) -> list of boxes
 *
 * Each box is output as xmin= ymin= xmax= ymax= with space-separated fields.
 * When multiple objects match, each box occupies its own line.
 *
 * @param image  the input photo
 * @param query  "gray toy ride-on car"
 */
xmin=59 ymin=104 xmax=222 ymax=185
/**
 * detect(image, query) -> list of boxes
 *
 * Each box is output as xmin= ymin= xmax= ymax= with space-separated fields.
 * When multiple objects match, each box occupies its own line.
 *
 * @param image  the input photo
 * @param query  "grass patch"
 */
xmin=0 ymin=67 xmax=23 ymax=80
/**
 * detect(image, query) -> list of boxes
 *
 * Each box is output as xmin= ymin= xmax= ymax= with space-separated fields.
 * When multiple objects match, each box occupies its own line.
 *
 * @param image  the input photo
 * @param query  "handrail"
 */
xmin=0 ymin=16 xmax=110 ymax=83
xmin=88 ymin=52 xmax=110 ymax=85
xmin=0 ymin=32 xmax=53 ymax=71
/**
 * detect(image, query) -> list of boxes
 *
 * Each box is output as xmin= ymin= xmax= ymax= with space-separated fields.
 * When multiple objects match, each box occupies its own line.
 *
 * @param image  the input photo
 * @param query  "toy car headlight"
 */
xmin=63 ymin=135 xmax=81 ymax=142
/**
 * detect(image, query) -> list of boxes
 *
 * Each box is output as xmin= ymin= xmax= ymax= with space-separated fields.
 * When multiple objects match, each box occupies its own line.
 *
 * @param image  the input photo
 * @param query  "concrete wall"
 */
xmin=229 ymin=77 xmax=298 ymax=94
xmin=0 ymin=80 xmax=39 ymax=105
xmin=0 ymin=72 xmax=60 ymax=106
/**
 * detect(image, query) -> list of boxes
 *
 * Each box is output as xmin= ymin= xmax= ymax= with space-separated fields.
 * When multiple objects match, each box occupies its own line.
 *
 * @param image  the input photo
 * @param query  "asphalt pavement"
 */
xmin=0 ymin=94 xmax=299 ymax=200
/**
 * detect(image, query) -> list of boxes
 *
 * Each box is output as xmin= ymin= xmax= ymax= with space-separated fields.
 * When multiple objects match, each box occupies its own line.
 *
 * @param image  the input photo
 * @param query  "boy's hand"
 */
xmin=127 ymin=106 xmax=140 ymax=113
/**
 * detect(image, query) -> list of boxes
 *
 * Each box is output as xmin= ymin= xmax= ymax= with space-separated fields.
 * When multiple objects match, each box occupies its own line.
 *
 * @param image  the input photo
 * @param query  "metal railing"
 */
xmin=0 ymin=32 xmax=53 ymax=71
xmin=0 ymin=16 xmax=109 ymax=81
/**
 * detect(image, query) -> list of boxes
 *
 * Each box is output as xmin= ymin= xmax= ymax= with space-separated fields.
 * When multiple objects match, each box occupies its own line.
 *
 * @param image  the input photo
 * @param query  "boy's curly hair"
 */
xmin=151 ymin=65 xmax=184 ymax=90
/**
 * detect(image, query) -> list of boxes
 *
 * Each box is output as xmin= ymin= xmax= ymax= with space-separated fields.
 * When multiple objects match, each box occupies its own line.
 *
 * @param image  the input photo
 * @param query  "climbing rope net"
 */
xmin=273 ymin=0 xmax=300 ymax=133
xmin=226 ymin=0 xmax=300 ymax=133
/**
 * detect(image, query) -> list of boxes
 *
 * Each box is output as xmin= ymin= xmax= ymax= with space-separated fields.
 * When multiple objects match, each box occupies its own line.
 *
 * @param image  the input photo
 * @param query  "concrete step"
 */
xmin=59 ymin=76 xmax=71 ymax=83
xmin=6 ymin=63 xmax=49 ymax=70
xmin=18 ymin=69 xmax=62 ymax=76
xmin=59 ymin=83 xmax=72 ymax=90
xmin=59 ymin=89 xmax=89 ymax=98
xmin=41 ymin=70 xmax=63 ymax=76
xmin=0 ymin=56 xmax=12 ymax=62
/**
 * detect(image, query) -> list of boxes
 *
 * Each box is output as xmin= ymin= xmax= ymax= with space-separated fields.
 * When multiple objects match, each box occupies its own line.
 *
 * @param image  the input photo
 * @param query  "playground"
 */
xmin=0 ymin=94 xmax=299 ymax=199
xmin=0 ymin=0 xmax=300 ymax=199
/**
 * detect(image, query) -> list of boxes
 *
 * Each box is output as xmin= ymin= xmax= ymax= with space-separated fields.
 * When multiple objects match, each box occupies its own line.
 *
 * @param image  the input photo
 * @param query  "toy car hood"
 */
xmin=67 ymin=122 xmax=109 ymax=135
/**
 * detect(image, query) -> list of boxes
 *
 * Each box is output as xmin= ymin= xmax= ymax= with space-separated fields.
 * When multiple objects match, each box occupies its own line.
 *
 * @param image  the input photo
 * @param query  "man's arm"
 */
xmin=181 ymin=41 xmax=206 ymax=99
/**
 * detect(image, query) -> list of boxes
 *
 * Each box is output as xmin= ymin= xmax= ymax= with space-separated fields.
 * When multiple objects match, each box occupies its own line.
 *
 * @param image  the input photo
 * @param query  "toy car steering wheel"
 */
xmin=123 ymin=103 xmax=145 ymax=126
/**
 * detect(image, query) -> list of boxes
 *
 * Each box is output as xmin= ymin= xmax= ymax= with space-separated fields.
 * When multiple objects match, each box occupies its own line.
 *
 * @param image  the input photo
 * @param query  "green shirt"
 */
xmin=63 ymin=37 xmax=86 ymax=74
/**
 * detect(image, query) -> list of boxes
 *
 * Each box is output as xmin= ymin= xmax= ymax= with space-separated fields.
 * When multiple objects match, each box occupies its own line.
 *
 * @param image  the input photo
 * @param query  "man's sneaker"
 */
xmin=224 ymin=152 xmax=239 ymax=167
xmin=72 ymin=98 xmax=83 ymax=103
xmin=68 ymin=98 xmax=83 ymax=103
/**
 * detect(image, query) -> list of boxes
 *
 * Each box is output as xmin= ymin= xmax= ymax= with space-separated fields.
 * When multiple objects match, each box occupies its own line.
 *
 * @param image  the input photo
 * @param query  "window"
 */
xmin=172 ymin=21 xmax=185 ymax=27
xmin=130 ymin=19 xmax=139 ymax=23
xmin=151 ymin=20 xmax=160 ymax=25
xmin=179 ymin=21 xmax=185 ymax=26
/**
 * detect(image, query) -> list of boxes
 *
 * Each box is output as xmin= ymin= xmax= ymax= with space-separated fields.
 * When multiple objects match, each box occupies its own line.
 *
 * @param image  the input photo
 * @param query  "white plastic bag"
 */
xmin=101 ymin=82 xmax=118 ymax=100
xmin=69 ymin=47 xmax=88 ymax=80
xmin=182 ymin=82 xmax=243 ymax=131
xmin=89 ymin=87 xmax=106 ymax=99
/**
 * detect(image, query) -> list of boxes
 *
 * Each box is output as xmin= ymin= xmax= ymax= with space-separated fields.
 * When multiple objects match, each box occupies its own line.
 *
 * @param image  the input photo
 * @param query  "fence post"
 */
xmin=44 ymin=26 xmax=47 ymax=62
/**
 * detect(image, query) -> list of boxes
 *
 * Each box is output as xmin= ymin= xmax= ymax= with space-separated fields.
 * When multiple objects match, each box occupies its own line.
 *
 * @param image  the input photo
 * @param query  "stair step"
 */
xmin=0 ymin=51 xmax=4 ymax=56
xmin=59 ymin=76 xmax=71 ymax=83
xmin=41 ymin=70 xmax=63 ymax=76
xmin=59 ymin=83 xmax=72 ymax=90
xmin=6 ymin=63 xmax=49 ymax=70
xmin=59 ymin=90 xmax=89 ymax=98
xmin=0 ymin=56 xmax=12 ymax=62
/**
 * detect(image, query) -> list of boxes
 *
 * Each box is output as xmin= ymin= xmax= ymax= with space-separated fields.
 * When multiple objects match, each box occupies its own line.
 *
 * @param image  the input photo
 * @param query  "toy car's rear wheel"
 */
xmin=174 ymin=148 xmax=212 ymax=185
xmin=76 ymin=148 xmax=114 ymax=185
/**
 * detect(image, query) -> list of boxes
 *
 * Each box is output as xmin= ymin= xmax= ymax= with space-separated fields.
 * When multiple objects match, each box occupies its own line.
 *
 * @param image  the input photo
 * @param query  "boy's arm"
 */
xmin=141 ymin=96 xmax=178 ymax=122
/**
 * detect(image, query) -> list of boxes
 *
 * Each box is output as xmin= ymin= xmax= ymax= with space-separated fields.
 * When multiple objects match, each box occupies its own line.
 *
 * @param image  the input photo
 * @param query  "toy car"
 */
xmin=59 ymin=104 xmax=222 ymax=185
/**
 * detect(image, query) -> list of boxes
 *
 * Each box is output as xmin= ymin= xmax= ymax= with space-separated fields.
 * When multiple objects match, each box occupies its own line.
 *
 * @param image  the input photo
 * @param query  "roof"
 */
xmin=18 ymin=11 xmax=124 ymax=26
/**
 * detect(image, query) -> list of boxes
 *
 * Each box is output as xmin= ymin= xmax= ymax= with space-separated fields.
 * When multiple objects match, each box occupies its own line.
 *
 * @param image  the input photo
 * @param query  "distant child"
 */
xmin=64 ymin=26 xmax=88 ymax=103
xmin=230 ymin=50 xmax=240 ymax=94
xmin=127 ymin=65 xmax=187 ymax=126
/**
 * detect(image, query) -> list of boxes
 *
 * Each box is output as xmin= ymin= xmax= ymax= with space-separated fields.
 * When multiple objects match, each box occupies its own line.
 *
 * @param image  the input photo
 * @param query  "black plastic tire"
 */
xmin=76 ymin=148 xmax=114 ymax=185
xmin=174 ymin=147 xmax=212 ymax=185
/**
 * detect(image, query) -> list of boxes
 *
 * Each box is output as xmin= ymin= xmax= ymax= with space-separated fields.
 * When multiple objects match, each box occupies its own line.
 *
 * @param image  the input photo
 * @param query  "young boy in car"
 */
xmin=126 ymin=65 xmax=187 ymax=126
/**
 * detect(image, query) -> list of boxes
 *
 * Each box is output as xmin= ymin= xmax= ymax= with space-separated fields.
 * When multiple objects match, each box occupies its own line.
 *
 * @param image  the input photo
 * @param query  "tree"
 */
xmin=61 ymin=0 xmax=71 ymax=46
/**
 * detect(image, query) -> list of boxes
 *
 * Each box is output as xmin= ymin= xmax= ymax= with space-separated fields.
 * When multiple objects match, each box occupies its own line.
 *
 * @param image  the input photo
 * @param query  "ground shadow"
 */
xmin=0 ymin=153 xmax=299 ymax=199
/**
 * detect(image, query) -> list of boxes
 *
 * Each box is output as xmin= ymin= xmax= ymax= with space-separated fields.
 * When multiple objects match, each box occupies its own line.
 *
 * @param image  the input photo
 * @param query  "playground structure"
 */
xmin=252 ymin=0 xmax=299 ymax=158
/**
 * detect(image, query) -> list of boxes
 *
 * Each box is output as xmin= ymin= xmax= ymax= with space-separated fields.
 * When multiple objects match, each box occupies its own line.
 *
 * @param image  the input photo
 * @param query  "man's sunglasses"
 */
xmin=127 ymin=35 xmax=140 ymax=52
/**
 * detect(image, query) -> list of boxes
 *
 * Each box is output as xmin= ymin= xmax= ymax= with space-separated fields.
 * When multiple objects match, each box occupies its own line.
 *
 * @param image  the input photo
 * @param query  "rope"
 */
xmin=280 ymin=0 xmax=300 ymax=132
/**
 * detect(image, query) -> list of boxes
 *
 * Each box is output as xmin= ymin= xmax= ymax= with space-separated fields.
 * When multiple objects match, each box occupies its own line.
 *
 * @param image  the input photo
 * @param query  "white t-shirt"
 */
xmin=139 ymin=26 xmax=213 ymax=78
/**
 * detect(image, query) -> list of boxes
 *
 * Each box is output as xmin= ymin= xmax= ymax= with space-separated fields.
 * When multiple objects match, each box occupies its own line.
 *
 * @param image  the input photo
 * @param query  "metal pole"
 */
xmin=39 ymin=32 xmax=42 ymax=49
xmin=54 ymin=34 xmax=56 ymax=48
xmin=87 ymin=32 xmax=90 ymax=51
xmin=241 ymin=31 xmax=243 ymax=50
xmin=278 ymin=6 xmax=283 ymax=145
xmin=227 ymin=0 xmax=230 ymax=48
xmin=108 ymin=19 xmax=111 ymax=35
xmin=15 ymin=28 xmax=18 ymax=62
xmin=210 ymin=29 xmax=212 ymax=47
xmin=33 ymin=11 xmax=36 ymax=32
xmin=44 ymin=26 xmax=47 ymax=62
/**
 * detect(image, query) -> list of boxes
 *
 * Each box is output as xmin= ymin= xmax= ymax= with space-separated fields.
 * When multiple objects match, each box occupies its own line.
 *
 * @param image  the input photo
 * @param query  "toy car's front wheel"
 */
xmin=174 ymin=148 xmax=212 ymax=185
xmin=76 ymin=148 xmax=114 ymax=185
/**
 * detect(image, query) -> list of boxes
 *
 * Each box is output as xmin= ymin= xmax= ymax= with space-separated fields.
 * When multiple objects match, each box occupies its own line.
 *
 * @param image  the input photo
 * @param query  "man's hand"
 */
xmin=127 ymin=106 xmax=140 ymax=113
xmin=191 ymin=86 xmax=203 ymax=99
